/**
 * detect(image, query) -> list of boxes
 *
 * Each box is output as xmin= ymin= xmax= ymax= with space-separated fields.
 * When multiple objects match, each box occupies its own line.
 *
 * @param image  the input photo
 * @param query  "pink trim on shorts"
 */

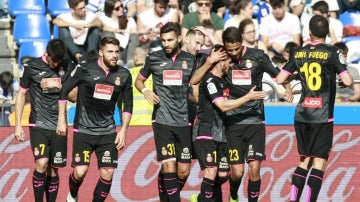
xmin=328 ymin=118 xmax=334 ymax=122
xmin=196 ymin=136 xmax=213 ymax=140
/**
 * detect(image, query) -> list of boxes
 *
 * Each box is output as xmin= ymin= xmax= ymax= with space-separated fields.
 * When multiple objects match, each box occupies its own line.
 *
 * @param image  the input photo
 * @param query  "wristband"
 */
xmin=141 ymin=88 xmax=148 ymax=94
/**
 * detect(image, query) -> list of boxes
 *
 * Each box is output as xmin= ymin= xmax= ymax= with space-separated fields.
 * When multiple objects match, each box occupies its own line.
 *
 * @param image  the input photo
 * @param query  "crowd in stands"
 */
xmin=0 ymin=0 xmax=360 ymax=126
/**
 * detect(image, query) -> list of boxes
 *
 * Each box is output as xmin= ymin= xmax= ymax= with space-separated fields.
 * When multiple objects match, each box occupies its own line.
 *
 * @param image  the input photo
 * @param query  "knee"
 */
xmin=248 ymin=161 xmax=261 ymax=180
xmin=100 ymin=168 xmax=115 ymax=181
xmin=177 ymin=163 xmax=191 ymax=179
xmin=35 ymin=159 xmax=49 ymax=172
xmin=231 ymin=166 xmax=245 ymax=179
xmin=73 ymin=166 xmax=89 ymax=180
xmin=162 ymin=160 xmax=177 ymax=173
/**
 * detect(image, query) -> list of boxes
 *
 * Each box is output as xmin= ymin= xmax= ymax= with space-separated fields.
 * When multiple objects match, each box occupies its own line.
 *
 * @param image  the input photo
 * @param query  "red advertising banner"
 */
xmin=0 ymin=126 xmax=359 ymax=201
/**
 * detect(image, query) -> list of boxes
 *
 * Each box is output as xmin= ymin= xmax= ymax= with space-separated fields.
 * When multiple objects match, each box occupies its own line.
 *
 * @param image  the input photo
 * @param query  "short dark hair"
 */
xmin=186 ymin=28 xmax=205 ymax=38
xmin=46 ymin=39 xmax=67 ymax=62
xmin=99 ymin=36 xmax=120 ymax=49
xmin=0 ymin=71 xmax=13 ymax=88
xmin=311 ymin=1 xmax=329 ymax=14
xmin=154 ymin=0 xmax=169 ymax=6
xmin=270 ymin=0 xmax=285 ymax=8
xmin=229 ymin=0 xmax=252 ymax=15
xmin=222 ymin=27 xmax=242 ymax=44
xmin=160 ymin=22 xmax=181 ymax=36
xmin=68 ymin=0 xmax=84 ymax=9
xmin=309 ymin=15 xmax=329 ymax=38
xmin=284 ymin=42 xmax=299 ymax=54
xmin=333 ymin=42 xmax=348 ymax=55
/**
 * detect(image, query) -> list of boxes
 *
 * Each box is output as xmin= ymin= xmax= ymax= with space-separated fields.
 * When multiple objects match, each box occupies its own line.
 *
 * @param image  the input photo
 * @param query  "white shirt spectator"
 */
xmin=259 ymin=12 xmax=301 ymax=48
xmin=302 ymin=17 xmax=343 ymax=44
xmin=57 ymin=12 xmax=97 ymax=45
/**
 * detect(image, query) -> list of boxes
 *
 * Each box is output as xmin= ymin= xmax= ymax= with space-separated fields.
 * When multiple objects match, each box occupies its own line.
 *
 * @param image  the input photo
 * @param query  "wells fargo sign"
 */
xmin=1 ymin=126 xmax=359 ymax=201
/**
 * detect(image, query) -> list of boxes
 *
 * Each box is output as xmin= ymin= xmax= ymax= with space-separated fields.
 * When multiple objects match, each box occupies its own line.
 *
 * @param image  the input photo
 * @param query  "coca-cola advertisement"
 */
xmin=1 ymin=126 xmax=359 ymax=201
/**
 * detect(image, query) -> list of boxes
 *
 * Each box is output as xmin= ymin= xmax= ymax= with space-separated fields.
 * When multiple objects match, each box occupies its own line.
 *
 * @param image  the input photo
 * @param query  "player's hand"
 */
xmin=115 ymin=129 xmax=126 ymax=150
xmin=208 ymin=48 xmax=228 ymax=65
xmin=56 ymin=116 xmax=67 ymax=136
xmin=41 ymin=78 xmax=61 ymax=89
xmin=14 ymin=125 xmax=25 ymax=142
xmin=246 ymin=86 xmax=267 ymax=100
xmin=143 ymin=90 xmax=160 ymax=104
xmin=284 ymin=88 xmax=294 ymax=103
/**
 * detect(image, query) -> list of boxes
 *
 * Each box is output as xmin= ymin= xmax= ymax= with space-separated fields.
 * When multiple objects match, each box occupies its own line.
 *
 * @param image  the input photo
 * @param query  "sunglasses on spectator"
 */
xmin=114 ymin=5 xmax=123 ymax=11
xmin=197 ymin=2 xmax=211 ymax=7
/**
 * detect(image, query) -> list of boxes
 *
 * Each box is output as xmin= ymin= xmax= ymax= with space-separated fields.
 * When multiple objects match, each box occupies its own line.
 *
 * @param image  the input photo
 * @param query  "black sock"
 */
xmin=163 ymin=173 xmax=180 ymax=202
xmin=33 ymin=170 xmax=46 ymax=202
xmin=305 ymin=169 xmax=324 ymax=202
xmin=178 ymin=176 xmax=188 ymax=191
xmin=214 ymin=175 xmax=228 ymax=202
xmin=158 ymin=172 xmax=168 ymax=202
xmin=93 ymin=177 xmax=112 ymax=202
xmin=229 ymin=176 xmax=242 ymax=200
xmin=45 ymin=175 xmax=59 ymax=202
xmin=248 ymin=179 xmax=261 ymax=202
xmin=200 ymin=177 xmax=215 ymax=202
xmin=290 ymin=167 xmax=309 ymax=202
xmin=69 ymin=172 xmax=83 ymax=198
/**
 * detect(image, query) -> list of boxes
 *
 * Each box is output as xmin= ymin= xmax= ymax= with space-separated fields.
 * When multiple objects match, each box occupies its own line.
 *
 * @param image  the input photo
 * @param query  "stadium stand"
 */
xmin=8 ymin=0 xmax=46 ymax=17
xmin=13 ymin=14 xmax=51 ymax=45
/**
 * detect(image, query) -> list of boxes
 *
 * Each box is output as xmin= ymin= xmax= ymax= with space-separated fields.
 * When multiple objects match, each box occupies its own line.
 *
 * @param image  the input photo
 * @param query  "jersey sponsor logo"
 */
xmin=302 ymin=97 xmax=323 ymax=108
xmin=232 ymin=70 xmax=251 ymax=85
xmin=181 ymin=147 xmax=191 ymax=159
xmin=54 ymin=152 xmax=64 ymax=163
xmin=93 ymin=84 xmax=114 ymax=100
xmin=159 ymin=62 xmax=167 ymax=67
xmin=248 ymin=145 xmax=254 ymax=156
xmin=163 ymin=70 xmax=182 ymax=86
xmin=207 ymin=82 xmax=217 ymax=94
xmin=102 ymin=151 xmax=112 ymax=163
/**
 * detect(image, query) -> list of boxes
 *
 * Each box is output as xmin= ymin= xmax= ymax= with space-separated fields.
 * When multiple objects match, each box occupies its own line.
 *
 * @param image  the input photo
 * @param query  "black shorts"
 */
xmin=193 ymin=139 xmax=230 ymax=172
xmin=30 ymin=127 xmax=67 ymax=167
xmin=153 ymin=123 xmax=192 ymax=163
xmin=72 ymin=132 xmax=118 ymax=168
xmin=225 ymin=124 xmax=266 ymax=164
xmin=294 ymin=121 xmax=333 ymax=160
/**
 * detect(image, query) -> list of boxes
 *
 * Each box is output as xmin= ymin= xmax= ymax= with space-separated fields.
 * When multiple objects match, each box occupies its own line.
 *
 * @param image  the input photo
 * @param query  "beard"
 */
xmin=164 ymin=46 xmax=179 ymax=57
xmin=103 ymin=57 xmax=118 ymax=70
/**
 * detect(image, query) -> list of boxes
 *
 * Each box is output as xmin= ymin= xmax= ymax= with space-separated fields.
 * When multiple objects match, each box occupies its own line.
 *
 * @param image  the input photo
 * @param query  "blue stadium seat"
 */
xmin=8 ymin=0 xmax=46 ymax=17
xmin=47 ymin=0 xmax=70 ymax=17
xmin=13 ymin=14 xmax=51 ymax=45
xmin=18 ymin=40 xmax=48 ymax=67
xmin=53 ymin=25 xmax=59 ymax=39
xmin=339 ymin=9 xmax=360 ymax=26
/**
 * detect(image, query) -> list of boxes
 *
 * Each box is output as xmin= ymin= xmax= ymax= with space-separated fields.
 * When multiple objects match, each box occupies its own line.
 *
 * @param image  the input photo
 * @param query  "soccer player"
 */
xmin=190 ymin=44 xmax=267 ymax=202
xmin=56 ymin=36 xmax=133 ymax=202
xmin=14 ymin=39 xmax=70 ymax=202
xmin=276 ymin=15 xmax=353 ymax=202
xmin=222 ymin=27 xmax=293 ymax=202
xmin=135 ymin=22 xmax=196 ymax=202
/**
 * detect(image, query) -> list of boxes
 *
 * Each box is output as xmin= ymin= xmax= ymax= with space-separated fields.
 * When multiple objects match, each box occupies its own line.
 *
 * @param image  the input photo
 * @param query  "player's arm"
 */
xmin=214 ymin=86 xmax=266 ymax=112
xmin=339 ymin=71 xmax=353 ymax=87
xmin=14 ymin=88 xmax=27 ymax=141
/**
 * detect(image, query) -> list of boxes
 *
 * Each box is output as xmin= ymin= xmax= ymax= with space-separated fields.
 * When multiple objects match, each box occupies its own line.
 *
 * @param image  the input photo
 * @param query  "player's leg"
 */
xmin=46 ymin=130 xmax=67 ymax=202
xmin=93 ymin=133 xmax=118 ymax=202
xmin=214 ymin=142 xmax=230 ymax=202
xmin=29 ymin=127 xmax=51 ymax=201
xmin=174 ymin=126 xmax=192 ymax=191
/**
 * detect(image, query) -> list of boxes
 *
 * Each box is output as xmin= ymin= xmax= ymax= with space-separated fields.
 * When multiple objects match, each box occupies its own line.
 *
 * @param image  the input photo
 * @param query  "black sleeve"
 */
xmin=59 ymin=64 xmax=82 ymax=100
xmin=118 ymin=72 xmax=133 ymax=114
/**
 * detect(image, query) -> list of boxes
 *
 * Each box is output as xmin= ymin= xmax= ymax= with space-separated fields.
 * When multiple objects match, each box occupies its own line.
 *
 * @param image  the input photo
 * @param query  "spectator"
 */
xmin=224 ymin=0 xmax=258 ymax=36
xmin=290 ymin=0 xmax=339 ymax=19
xmin=0 ymin=71 xmax=19 ymax=126
xmin=239 ymin=18 xmax=267 ymax=53
xmin=334 ymin=42 xmax=360 ymax=102
xmin=302 ymin=1 xmax=343 ymax=45
xmin=181 ymin=0 xmax=224 ymax=45
xmin=0 ymin=0 xmax=8 ymax=19
xmin=194 ymin=20 xmax=221 ymax=55
xmin=100 ymin=0 xmax=138 ymax=64
xmin=260 ymin=0 xmax=301 ymax=57
xmin=53 ymin=0 xmax=103 ymax=62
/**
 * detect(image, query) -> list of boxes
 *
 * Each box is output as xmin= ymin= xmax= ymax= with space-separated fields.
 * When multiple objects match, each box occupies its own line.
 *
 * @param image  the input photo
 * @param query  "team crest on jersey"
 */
xmin=245 ymin=59 xmax=253 ymax=68
xmin=74 ymin=154 xmax=81 ymax=162
xmin=34 ymin=147 xmax=40 ymax=156
xmin=182 ymin=61 xmax=188 ymax=69
xmin=115 ymin=77 xmax=121 ymax=86
xmin=207 ymin=82 xmax=217 ymax=94
xmin=58 ymin=67 xmax=65 ymax=77
xmin=161 ymin=147 xmax=168 ymax=156
xmin=206 ymin=153 xmax=213 ymax=162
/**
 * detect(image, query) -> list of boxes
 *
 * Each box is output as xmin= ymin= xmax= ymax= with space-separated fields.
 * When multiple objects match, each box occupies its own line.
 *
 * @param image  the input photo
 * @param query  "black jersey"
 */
xmin=224 ymin=47 xmax=280 ymax=125
xmin=139 ymin=50 xmax=196 ymax=127
xmin=20 ymin=57 xmax=72 ymax=130
xmin=283 ymin=43 xmax=348 ymax=123
xmin=59 ymin=59 xmax=133 ymax=135
xmin=196 ymin=72 xmax=229 ymax=142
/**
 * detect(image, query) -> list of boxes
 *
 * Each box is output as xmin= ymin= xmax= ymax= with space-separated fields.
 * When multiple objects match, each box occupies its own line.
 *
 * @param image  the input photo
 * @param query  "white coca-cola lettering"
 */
xmin=164 ymin=73 xmax=181 ymax=79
